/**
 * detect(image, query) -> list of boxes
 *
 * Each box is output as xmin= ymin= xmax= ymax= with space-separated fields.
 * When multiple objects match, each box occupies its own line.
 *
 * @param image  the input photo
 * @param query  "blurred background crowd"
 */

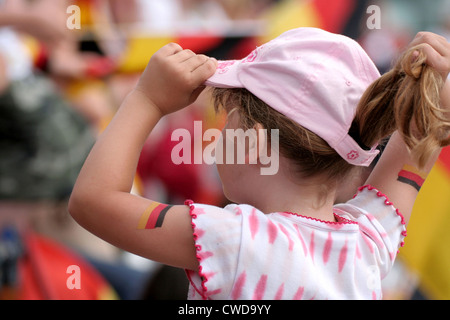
xmin=0 ymin=0 xmax=449 ymax=300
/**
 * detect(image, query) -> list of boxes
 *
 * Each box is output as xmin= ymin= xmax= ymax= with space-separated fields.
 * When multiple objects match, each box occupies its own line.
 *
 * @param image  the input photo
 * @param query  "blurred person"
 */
xmin=0 ymin=1 xmax=95 ymax=204
xmin=0 ymin=1 xmax=122 ymax=299
xmin=7 ymin=0 xmax=120 ymax=132
xmin=134 ymin=0 xmax=227 ymax=33
xmin=133 ymin=0 xmax=269 ymax=34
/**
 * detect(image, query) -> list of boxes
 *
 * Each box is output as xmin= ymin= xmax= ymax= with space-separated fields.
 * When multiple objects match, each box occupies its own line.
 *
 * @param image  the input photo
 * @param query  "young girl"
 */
xmin=69 ymin=28 xmax=450 ymax=300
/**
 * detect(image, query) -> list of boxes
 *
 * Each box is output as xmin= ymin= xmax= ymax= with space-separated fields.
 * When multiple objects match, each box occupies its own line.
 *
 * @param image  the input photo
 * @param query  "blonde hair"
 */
xmin=354 ymin=45 xmax=450 ymax=168
xmin=212 ymin=45 xmax=449 ymax=184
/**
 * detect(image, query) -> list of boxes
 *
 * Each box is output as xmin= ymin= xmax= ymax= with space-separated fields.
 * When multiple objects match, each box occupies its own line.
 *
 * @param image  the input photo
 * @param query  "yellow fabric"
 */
xmin=97 ymin=285 xmax=119 ymax=300
xmin=399 ymin=162 xmax=450 ymax=299
xmin=260 ymin=0 xmax=321 ymax=43
xmin=117 ymin=37 xmax=173 ymax=73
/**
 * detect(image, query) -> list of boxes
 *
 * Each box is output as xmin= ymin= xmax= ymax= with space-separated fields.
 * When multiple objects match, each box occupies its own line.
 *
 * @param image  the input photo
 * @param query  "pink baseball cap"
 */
xmin=205 ymin=27 xmax=381 ymax=166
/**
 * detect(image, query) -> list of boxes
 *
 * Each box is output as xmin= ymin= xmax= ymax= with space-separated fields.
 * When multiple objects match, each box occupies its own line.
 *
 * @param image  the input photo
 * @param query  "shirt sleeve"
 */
xmin=184 ymin=200 xmax=243 ymax=300
xmin=334 ymin=185 xmax=407 ymax=277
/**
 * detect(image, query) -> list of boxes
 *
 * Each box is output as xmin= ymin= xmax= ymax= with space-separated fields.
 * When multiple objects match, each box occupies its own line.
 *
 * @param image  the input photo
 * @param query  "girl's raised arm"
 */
xmin=68 ymin=44 xmax=217 ymax=270
xmin=365 ymin=32 xmax=450 ymax=225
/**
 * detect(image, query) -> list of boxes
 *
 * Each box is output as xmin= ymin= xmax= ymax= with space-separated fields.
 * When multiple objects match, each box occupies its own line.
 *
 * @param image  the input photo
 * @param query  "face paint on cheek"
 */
xmin=137 ymin=202 xmax=173 ymax=230
xmin=397 ymin=165 xmax=427 ymax=192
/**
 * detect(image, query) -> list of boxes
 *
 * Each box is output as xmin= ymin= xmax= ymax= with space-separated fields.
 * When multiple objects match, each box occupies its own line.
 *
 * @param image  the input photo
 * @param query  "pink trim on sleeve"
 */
xmin=356 ymin=185 xmax=406 ymax=225
xmin=356 ymin=185 xmax=407 ymax=248
xmin=185 ymin=200 xmax=209 ymax=300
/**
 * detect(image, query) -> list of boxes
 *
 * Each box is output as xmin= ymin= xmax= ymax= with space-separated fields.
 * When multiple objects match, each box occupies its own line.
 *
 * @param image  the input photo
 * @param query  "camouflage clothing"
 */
xmin=0 ymin=73 xmax=94 ymax=201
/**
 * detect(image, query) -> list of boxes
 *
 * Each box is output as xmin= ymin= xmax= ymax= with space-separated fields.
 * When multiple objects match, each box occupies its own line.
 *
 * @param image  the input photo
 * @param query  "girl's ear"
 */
xmin=246 ymin=123 xmax=268 ymax=164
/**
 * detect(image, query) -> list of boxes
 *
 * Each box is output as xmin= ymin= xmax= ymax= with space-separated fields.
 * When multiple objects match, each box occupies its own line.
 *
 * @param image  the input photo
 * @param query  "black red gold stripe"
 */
xmin=397 ymin=165 xmax=427 ymax=192
xmin=138 ymin=202 xmax=173 ymax=229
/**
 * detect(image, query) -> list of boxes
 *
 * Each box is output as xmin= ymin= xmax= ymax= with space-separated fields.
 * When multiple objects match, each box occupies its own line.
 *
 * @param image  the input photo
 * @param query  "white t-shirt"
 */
xmin=185 ymin=185 xmax=406 ymax=300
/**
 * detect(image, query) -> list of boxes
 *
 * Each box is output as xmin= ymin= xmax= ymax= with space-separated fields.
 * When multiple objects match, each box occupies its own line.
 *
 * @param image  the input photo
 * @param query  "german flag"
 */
xmin=137 ymin=202 xmax=173 ymax=230
xmin=400 ymin=147 xmax=450 ymax=299
xmin=117 ymin=0 xmax=369 ymax=72
xmin=397 ymin=165 xmax=427 ymax=192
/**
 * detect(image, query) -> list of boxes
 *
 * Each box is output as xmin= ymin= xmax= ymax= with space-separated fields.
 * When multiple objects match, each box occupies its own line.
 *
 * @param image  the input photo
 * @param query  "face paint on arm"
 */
xmin=397 ymin=164 xmax=427 ymax=192
xmin=137 ymin=202 xmax=173 ymax=230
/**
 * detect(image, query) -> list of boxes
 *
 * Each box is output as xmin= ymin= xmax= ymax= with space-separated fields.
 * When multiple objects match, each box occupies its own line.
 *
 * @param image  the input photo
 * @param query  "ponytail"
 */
xmin=353 ymin=46 xmax=450 ymax=168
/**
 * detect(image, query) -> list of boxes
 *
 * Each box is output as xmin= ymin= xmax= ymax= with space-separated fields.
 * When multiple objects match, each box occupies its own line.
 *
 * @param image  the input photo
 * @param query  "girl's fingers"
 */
xmin=171 ymin=48 xmax=196 ymax=63
xmin=416 ymin=43 xmax=448 ymax=72
xmin=184 ymin=54 xmax=212 ymax=72
xmin=159 ymin=42 xmax=184 ymax=56
xmin=171 ymin=49 xmax=217 ymax=79
xmin=410 ymin=32 xmax=448 ymax=57
xmin=410 ymin=32 xmax=450 ymax=77
xmin=191 ymin=56 xmax=218 ymax=81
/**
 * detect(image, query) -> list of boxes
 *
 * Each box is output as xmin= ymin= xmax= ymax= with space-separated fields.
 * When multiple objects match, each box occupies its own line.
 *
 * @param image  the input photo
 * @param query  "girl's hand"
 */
xmin=364 ymin=32 xmax=450 ymax=227
xmin=134 ymin=43 xmax=217 ymax=116
xmin=409 ymin=31 xmax=450 ymax=81
xmin=409 ymin=32 xmax=450 ymax=118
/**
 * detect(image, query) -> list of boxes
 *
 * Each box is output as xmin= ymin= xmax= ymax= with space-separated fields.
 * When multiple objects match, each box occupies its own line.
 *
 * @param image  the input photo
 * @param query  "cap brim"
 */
xmin=204 ymin=60 xmax=244 ymax=88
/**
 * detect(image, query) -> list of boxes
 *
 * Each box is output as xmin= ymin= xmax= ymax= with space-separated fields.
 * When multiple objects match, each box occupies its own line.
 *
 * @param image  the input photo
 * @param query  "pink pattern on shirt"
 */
xmin=361 ymin=230 xmax=374 ymax=254
xmin=278 ymin=223 xmax=294 ymax=251
xmin=338 ymin=240 xmax=349 ymax=272
xmin=185 ymin=185 xmax=407 ymax=300
xmin=355 ymin=243 xmax=362 ymax=260
xmin=195 ymin=228 xmax=205 ymax=240
xmin=206 ymin=288 xmax=222 ymax=297
xmin=198 ymin=251 xmax=214 ymax=260
xmin=293 ymin=286 xmax=305 ymax=299
xmin=267 ymin=220 xmax=278 ymax=244
xmin=202 ymin=271 xmax=217 ymax=279
xmin=231 ymin=271 xmax=246 ymax=299
xmin=253 ymin=275 xmax=268 ymax=300
xmin=309 ymin=230 xmax=315 ymax=263
xmin=359 ymin=223 xmax=384 ymax=248
xmin=294 ymin=224 xmax=308 ymax=256
xmin=323 ymin=232 xmax=333 ymax=264
xmin=275 ymin=283 xmax=284 ymax=300
xmin=249 ymin=208 xmax=259 ymax=239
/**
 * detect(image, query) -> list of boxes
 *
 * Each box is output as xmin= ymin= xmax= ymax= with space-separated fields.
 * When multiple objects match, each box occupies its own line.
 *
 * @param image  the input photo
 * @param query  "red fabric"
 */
xmin=438 ymin=146 xmax=450 ymax=173
xmin=177 ymin=35 xmax=224 ymax=53
xmin=312 ymin=0 xmax=356 ymax=33
xmin=137 ymin=126 xmax=201 ymax=201
xmin=17 ymin=232 xmax=114 ymax=300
